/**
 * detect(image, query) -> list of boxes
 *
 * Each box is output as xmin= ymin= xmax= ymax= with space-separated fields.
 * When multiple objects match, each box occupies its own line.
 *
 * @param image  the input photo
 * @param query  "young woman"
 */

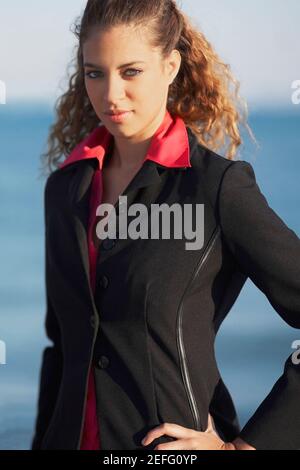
xmin=31 ymin=0 xmax=300 ymax=450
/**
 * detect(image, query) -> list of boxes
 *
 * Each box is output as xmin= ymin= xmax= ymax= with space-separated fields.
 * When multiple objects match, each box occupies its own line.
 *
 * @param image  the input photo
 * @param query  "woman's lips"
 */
xmin=105 ymin=111 xmax=133 ymax=123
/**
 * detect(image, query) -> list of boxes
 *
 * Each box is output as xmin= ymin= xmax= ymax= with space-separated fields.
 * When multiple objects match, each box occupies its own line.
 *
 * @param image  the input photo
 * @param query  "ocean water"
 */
xmin=0 ymin=103 xmax=299 ymax=449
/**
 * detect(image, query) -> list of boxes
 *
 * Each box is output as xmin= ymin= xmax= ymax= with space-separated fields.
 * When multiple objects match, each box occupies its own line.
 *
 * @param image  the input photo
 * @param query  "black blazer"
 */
xmin=31 ymin=127 xmax=300 ymax=450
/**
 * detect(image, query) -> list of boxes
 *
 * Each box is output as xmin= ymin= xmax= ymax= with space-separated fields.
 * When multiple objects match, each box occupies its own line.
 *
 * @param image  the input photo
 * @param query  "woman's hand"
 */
xmin=141 ymin=422 xmax=237 ymax=450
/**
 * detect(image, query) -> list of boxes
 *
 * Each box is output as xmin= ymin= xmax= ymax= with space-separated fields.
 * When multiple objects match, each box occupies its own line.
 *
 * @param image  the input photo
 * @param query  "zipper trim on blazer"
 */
xmin=176 ymin=225 xmax=221 ymax=431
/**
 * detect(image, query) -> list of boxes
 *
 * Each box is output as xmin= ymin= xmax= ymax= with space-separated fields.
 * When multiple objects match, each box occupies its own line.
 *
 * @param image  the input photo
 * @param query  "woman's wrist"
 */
xmin=231 ymin=437 xmax=256 ymax=450
xmin=222 ymin=441 xmax=237 ymax=450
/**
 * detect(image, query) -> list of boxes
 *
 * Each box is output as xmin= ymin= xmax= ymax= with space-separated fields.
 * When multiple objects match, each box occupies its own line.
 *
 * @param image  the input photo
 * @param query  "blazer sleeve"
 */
xmin=218 ymin=160 xmax=300 ymax=450
xmin=31 ymin=178 xmax=64 ymax=450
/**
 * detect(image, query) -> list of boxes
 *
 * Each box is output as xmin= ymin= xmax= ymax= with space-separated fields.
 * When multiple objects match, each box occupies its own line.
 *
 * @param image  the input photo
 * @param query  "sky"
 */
xmin=0 ymin=0 xmax=299 ymax=108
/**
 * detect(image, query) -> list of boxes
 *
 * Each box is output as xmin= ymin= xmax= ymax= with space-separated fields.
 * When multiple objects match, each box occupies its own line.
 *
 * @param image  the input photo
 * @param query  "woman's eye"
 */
xmin=85 ymin=71 xmax=100 ymax=79
xmin=85 ymin=69 xmax=142 ymax=79
xmin=124 ymin=68 xmax=142 ymax=77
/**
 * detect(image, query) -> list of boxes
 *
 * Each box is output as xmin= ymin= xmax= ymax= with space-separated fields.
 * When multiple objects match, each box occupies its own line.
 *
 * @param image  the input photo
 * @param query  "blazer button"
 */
xmin=102 ymin=238 xmax=116 ymax=250
xmin=99 ymin=274 xmax=109 ymax=289
xmin=97 ymin=355 xmax=110 ymax=369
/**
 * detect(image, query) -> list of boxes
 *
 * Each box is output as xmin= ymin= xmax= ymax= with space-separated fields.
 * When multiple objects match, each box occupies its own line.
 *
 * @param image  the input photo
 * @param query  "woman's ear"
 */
xmin=168 ymin=49 xmax=182 ymax=85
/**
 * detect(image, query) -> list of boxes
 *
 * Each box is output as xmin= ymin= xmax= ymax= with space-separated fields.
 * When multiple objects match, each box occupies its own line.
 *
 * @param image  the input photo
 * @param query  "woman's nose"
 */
xmin=103 ymin=77 xmax=126 ymax=103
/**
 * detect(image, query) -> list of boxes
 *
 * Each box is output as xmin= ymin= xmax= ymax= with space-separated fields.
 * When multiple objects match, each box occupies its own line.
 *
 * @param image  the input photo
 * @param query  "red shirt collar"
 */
xmin=59 ymin=110 xmax=191 ymax=171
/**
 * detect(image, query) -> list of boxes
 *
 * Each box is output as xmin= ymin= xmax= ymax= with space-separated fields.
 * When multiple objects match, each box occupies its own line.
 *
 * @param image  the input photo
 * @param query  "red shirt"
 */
xmin=59 ymin=109 xmax=191 ymax=449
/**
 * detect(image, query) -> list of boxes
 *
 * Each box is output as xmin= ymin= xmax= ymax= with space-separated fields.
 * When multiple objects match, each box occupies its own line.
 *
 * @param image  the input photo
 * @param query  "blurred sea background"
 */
xmin=0 ymin=102 xmax=299 ymax=449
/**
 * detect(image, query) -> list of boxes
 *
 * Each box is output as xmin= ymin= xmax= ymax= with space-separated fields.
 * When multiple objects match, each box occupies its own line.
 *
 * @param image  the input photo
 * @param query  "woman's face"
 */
xmin=82 ymin=24 xmax=181 ymax=138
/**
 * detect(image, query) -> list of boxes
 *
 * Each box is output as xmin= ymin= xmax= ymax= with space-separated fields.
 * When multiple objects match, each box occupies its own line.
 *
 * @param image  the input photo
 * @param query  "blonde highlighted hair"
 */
xmin=40 ymin=0 xmax=256 ymax=176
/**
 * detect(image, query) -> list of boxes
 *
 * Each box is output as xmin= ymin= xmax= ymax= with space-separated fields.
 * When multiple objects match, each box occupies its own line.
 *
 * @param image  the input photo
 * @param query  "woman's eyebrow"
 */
xmin=83 ymin=61 xmax=146 ymax=69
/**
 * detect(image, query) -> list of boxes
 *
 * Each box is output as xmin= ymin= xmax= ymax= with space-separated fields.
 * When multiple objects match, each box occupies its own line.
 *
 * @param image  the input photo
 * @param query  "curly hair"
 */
xmin=40 ymin=0 xmax=256 ymax=176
